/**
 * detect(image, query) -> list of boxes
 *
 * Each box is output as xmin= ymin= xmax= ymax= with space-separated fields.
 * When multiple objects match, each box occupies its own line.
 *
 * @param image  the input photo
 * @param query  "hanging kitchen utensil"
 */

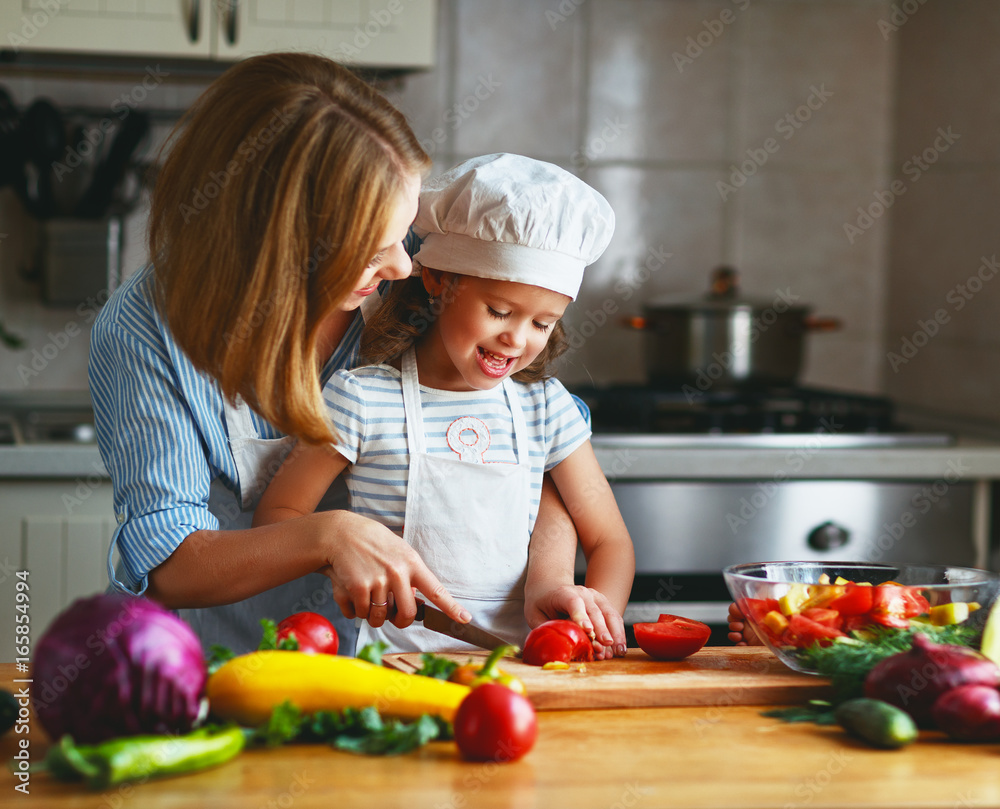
xmin=0 ymin=86 xmax=23 ymax=190
xmin=73 ymin=111 xmax=150 ymax=219
xmin=18 ymin=97 xmax=66 ymax=219
xmin=49 ymin=122 xmax=87 ymax=215
xmin=623 ymin=266 xmax=841 ymax=389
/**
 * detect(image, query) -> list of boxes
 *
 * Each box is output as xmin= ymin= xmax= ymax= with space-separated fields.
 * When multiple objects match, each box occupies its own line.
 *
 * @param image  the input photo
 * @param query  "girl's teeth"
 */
xmin=481 ymin=349 xmax=510 ymax=369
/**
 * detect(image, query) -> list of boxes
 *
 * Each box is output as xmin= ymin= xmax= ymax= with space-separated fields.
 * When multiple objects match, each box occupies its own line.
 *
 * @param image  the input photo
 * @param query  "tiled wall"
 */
xmin=884 ymin=1 xmax=1000 ymax=423
xmin=386 ymin=0 xmax=897 ymax=393
xmin=0 ymin=0 xmax=996 ymax=425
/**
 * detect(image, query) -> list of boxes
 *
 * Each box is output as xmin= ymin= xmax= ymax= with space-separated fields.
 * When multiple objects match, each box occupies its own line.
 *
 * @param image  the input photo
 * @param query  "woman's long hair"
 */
xmin=360 ymin=266 xmax=569 ymax=383
xmin=149 ymin=52 xmax=430 ymax=443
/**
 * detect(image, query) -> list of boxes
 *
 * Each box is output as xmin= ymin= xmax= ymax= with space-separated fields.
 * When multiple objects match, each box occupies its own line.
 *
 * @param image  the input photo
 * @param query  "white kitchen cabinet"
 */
xmin=0 ymin=481 xmax=115 ymax=661
xmin=1 ymin=0 xmax=211 ymax=59
xmin=0 ymin=0 xmax=436 ymax=69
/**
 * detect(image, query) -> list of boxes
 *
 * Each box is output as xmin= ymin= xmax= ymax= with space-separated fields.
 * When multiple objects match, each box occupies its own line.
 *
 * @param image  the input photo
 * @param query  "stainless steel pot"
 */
xmin=625 ymin=267 xmax=840 ymax=389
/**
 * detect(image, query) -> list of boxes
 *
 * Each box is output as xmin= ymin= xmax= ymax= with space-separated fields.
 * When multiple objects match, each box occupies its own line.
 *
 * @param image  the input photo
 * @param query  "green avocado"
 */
xmin=835 ymin=697 xmax=918 ymax=749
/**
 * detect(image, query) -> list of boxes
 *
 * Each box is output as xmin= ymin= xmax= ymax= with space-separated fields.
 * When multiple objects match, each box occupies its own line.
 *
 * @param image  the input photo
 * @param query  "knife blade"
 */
xmin=415 ymin=600 xmax=514 ymax=653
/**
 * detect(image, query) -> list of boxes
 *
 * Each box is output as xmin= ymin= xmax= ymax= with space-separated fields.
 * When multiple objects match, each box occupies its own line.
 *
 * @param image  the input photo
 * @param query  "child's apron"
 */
xmin=355 ymin=347 xmax=532 ymax=653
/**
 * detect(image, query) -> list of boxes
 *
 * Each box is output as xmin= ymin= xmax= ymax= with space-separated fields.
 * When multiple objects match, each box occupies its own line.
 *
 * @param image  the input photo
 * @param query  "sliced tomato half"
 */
xmin=522 ymin=620 xmax=594 ymax=666
xmin=633 ymin=615 xmax=711 ymax=661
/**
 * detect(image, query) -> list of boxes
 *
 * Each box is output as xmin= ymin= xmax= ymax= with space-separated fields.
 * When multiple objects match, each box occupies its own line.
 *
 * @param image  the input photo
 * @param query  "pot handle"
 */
xmin=621 ymin=315 xmax=648 ymax=330
xmin=804 ymin=315 xmax=842 ymax=332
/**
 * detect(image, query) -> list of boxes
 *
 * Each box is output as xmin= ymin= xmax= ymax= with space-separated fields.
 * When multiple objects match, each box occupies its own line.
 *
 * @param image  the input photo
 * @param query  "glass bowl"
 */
xmin=723 ymin=561 xmax=1000 ymax=674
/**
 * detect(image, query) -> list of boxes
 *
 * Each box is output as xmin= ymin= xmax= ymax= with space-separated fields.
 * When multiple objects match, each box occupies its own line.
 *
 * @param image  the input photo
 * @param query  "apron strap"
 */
xmin=400 ymin=348 xmax=426 ymax=456
xmin=223 ymin=394 xmax=258 ymax=441
xmin=500 ymin=377 xmax=530 ymax=469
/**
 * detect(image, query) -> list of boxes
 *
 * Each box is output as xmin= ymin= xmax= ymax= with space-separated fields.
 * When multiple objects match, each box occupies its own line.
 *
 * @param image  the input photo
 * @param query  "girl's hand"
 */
xmin=526 ymin=584 xmax=627 ymax=660
xmin=727 ymin=601 xmax=762 ymax=645
xmin=313 ymin=510 xmax=471 ymax=629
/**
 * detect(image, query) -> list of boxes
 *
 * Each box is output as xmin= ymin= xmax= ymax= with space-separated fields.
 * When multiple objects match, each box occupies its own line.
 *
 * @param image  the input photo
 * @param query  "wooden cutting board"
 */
xmin=383 ymin=646 xmax=831 ymax=710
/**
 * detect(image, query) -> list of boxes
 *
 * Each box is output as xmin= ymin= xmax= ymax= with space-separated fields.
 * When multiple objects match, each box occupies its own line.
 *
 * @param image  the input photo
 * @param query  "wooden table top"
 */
xmin=3 ymin=657 xmax=998 ymax=808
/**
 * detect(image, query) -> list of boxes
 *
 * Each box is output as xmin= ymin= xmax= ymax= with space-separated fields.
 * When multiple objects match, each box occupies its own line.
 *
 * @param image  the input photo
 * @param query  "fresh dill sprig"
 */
xmin=798 ymin=623 xmax=979 ymax=703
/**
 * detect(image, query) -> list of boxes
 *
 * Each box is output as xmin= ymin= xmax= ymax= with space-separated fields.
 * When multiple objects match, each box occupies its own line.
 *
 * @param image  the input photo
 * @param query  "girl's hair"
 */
xmin=360 ymin=266 xmax=569 ymax=383
xmin=149 ymin=52 xmax=430 ymax=443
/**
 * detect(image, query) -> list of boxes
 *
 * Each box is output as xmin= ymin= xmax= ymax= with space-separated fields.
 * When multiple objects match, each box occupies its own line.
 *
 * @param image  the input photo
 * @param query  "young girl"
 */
xmin=255 ymin=153 xmax=635 ymax=657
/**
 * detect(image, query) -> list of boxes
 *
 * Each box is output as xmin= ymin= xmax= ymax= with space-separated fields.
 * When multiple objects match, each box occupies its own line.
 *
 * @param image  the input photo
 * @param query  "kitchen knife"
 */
xmin=415 ymin=600 xmax=514 ymax=653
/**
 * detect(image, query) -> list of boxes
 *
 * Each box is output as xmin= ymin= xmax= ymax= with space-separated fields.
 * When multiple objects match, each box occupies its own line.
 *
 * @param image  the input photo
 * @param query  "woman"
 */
xmin=89 ymin=53 xmax=586 ymax=655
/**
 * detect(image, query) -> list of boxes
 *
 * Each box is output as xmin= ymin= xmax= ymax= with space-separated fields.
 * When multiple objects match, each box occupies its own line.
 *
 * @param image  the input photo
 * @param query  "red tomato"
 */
xmin=901 ymin=588 xmax=930 ymax=617
xmin=737 ymin=597 xmax=781 ymax=626
xmin=868 ymin=586 xmax=911 ymax=629
xmin=634 ymin=615 xmax=711 ymax=660
xmin=522 ymin=620 xmax=594 ymax=666
xmin=276 ymin=611 xmax=339 ymax=655
xmin=781 ymin=613 xmax=846 ymax=648
xmin=800 ymin=607 xmax=843 ymax=630
xmin=453 ymin=683 xmax=537 ymax=762
xmin=827 ymin=585 xmax=874 ymax=616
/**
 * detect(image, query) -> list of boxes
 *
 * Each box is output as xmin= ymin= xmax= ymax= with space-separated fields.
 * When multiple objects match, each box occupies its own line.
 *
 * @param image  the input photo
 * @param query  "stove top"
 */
xmin=569 ymin=384 xmax=954 ymax=448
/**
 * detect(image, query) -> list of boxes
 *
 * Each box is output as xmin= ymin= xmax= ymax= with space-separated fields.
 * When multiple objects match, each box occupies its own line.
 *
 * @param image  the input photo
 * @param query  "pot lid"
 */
xmin=644 ymin=266 xmax=811 ymax=313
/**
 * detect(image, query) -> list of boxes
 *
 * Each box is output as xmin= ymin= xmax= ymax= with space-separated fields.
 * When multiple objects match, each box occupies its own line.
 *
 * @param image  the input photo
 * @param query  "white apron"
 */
xmin=355 ymin=348 xmax=532 ymax=654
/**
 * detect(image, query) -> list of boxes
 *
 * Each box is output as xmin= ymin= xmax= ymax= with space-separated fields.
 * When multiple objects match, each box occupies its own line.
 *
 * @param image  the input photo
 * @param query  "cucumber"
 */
xmin=834 ymin=698 xmax=918 ymax=749
xmin=0 ymin=689 xmax=18 ymax=736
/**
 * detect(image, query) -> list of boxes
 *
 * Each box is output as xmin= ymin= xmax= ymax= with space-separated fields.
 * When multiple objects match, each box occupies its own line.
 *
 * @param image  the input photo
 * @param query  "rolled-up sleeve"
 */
xmin=89 ymin=312 xmax=218 ymax=594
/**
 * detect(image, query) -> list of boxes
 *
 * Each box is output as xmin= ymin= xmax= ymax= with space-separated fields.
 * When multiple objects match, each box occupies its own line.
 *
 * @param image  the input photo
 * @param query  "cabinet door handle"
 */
xmin=186 ymin=0 xmax=200 ymax=43
xmin=225 ymin=0 xmax=239 ymax=45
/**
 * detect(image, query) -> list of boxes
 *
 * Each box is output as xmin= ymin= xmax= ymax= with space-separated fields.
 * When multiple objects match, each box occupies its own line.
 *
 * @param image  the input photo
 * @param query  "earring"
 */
xmin=427 ymin=294 xmax=436 ymax=306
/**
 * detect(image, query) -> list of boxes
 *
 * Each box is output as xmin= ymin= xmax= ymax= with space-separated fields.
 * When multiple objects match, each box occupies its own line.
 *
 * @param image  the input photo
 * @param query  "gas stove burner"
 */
xmin=570 ymin=384 xmax=908 ymax=436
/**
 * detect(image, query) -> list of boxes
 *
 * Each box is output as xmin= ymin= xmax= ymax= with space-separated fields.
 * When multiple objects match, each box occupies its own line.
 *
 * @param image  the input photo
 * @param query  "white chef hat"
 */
xmin=411 ymin=153 xmax=615 ymax=301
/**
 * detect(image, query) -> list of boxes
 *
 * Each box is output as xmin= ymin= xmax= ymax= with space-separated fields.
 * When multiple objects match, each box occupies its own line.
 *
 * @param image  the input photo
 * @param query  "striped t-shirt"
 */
xmin=325 ymin=364 xmax=592 ymax=534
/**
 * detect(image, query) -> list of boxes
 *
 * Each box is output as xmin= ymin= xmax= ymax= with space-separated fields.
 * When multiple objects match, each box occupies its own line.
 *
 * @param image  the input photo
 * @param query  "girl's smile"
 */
xmin=477 ymin=347 xmax=517 ymax=378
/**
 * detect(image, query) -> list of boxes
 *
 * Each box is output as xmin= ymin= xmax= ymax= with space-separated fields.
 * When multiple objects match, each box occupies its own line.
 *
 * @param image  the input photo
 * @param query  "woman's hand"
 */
xmin=526 ymin=584 xmax=627 ymax=660
xmin=314 ymin=510 xmax=471 ymax=629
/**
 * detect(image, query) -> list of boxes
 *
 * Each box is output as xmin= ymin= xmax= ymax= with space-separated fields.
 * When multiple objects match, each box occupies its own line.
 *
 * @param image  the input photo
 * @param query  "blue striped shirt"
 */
xmin=325 ymin=365 xmax=592 ymax=533
xmin=89 ymin=264 xmax=366 ymax=594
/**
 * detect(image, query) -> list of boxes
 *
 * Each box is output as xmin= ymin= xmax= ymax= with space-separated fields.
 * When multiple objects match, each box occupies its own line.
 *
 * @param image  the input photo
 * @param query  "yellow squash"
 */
xmin=206 ymin=650 xmax=471 ymax=725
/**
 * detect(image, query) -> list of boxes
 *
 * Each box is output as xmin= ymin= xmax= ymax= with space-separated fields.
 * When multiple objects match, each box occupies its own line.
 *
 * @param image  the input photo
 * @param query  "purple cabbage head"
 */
xmin=32 ymin=593 xmax=207 ymax=743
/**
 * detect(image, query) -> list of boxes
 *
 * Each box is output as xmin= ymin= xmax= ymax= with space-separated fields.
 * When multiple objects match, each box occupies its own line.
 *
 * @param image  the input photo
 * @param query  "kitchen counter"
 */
xmin=592 ymin=433 xmax=1000 ymax=481
xmin=3 ymin=659 xmax=998 ymax=808
xmin=0 ymin=445 xmax=107 ymax=479
xmin=6 ymin=432 xmax=1000 ymax=482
